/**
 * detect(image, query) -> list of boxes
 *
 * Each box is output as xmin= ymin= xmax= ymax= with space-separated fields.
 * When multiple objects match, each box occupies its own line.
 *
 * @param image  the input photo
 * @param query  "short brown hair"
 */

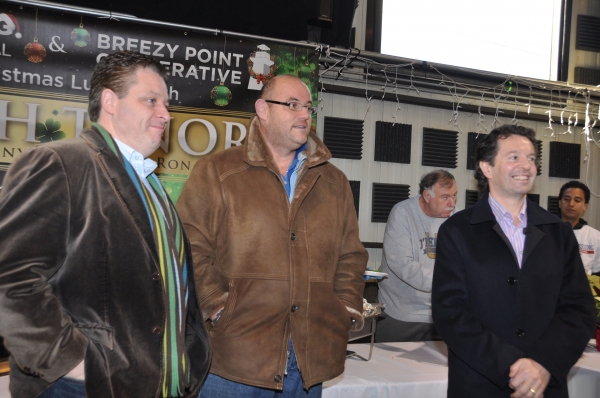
xmin=88 ymin=50 xmax=168 ymax=122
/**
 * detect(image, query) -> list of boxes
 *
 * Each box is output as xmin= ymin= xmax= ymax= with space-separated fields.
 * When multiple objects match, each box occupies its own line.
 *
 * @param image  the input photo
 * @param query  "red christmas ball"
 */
xmin=24 ymin=40 xmax=46 ymax=63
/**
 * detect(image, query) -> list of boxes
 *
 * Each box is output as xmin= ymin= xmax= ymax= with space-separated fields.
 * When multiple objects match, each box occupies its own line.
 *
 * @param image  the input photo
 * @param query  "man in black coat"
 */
xmin=432 ymin=124 xmax=595 ymax=398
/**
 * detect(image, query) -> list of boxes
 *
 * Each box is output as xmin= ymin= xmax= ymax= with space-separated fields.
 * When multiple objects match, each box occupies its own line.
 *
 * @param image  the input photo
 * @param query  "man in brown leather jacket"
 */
xmin=177 ymin=74 xmax=368 ymax=397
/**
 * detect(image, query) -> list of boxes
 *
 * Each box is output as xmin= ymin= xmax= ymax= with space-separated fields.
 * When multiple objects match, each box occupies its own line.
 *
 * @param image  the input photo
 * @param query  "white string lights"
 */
xmin=407 ymin=64 xmax=421 ymax=96
xmin=362 ymin=61 xmax=373 ymax=121
xmin=391 ymin=66 xmax=402 ymax=127
xmin=316 ymin=46 xmax=600 ymax=147
xmin=315 ymin=45 xmax=600 ymax=198
xmin=510 ymin=80 xmax=521 ymax=125
xmin=430 ymin=65 xmax=469 ymax=133
xmin=476 ymin=92 xmax=487 ymax=136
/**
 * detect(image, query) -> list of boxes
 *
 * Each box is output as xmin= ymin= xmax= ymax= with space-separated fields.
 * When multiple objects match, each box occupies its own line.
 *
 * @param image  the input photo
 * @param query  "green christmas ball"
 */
xmin=298 ymin=65 xmax=314 ymax=84
xmin=71 ymin=27 xmax=90 ymax=47
xmin=210 ymin=83 xmax=232 ymax=106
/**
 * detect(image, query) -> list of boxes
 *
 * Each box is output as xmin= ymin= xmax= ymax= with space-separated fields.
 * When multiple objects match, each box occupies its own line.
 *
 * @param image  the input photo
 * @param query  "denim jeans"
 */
xmin=38 ymin=377 xmax=86 ymax=398
xmin=199 ymin=340 xmax=322 ymax=398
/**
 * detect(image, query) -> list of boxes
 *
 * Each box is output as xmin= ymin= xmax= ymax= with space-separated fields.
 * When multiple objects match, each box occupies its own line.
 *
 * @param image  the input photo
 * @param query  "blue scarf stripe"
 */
xmin=149 ymin=176 xmax=174 ymax=217
xmin=146 ymin=182 xmax=169 ymax=227
xmin=172 ymin=252 xmax=184 ymax=331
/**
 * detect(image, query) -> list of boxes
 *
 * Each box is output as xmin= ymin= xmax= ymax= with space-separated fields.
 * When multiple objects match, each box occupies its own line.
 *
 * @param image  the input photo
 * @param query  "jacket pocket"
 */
xmin=210 ymin=281 xmax=237 ymax=333
xmin=74 ymin=323 xmax=114 ymax=350
xmin=335 ymin=296 xmax=353 ymax=331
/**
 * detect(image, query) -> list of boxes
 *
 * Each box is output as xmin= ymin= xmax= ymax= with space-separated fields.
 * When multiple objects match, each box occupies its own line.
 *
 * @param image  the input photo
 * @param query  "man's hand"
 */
xmin=211 ymin=307 xmax=224 ymax=322
xmin=508 ymin=358 xmax=550 ymax=398
xmin=65 ymin=359 xmax=85 ymax=380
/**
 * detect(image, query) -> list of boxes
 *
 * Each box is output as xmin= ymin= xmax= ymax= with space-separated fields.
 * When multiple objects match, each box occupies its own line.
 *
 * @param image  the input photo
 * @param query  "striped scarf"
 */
xmin=96 ymin=125 xmax=190 ymax=397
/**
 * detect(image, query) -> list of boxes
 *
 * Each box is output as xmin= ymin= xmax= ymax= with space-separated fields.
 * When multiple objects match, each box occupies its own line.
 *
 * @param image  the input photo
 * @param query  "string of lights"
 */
xmin=316 ymin=45 xmax=600 ymax=198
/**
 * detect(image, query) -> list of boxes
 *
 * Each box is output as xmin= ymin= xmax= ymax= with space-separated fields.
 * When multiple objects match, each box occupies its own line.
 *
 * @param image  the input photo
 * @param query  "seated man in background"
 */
xmin=558 ymin=180 xmax=600 ymax=275
xmin=376 ymin=169 xmax=457 ymax=342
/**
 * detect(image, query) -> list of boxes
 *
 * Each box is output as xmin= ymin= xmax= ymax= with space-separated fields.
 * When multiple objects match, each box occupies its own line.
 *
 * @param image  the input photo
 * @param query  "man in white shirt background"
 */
xmin=558 ymin=180 xmax=600 ymax=275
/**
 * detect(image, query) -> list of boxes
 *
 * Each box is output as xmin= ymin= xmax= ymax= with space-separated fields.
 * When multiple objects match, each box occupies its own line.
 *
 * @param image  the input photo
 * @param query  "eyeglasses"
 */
xmin=264 ymin=100 xmax=317 ymax=115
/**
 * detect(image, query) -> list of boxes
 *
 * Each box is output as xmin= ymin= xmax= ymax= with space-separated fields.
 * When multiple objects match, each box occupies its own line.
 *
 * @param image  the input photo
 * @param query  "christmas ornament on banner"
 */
xmin=71 ymin=17 xmax=90 ymax=47
xmin=24 ymin=37 xmax=46 ymax=63
xmin=210 ymin=37 xmax=232 ymax=106
xmin=296 ymin=51 xmax=317 ymax=109
xmin=210 ymin=81 xmax=232 ymax=106
xmin=298 ymin=61 xmax=316 ymax=85
xmin=24 ymin=9 xmax=46 ymax=63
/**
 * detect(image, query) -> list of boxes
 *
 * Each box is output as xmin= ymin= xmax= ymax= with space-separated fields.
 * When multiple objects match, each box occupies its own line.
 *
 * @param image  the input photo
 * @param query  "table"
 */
xmin=1 ymin=341 xmax=599 ymax=397
xmin=322 ymin=341 xmax=600 ymax=398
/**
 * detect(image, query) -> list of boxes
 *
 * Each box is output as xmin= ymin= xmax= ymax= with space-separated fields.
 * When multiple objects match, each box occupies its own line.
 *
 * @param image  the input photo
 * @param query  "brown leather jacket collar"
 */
xmin=243 ymin=116 xmax=331 ymax=171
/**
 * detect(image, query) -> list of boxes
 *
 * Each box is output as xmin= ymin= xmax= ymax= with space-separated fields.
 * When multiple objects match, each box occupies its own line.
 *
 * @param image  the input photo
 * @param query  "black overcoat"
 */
xmin=432 ymin=194 xmax=596 ymax=398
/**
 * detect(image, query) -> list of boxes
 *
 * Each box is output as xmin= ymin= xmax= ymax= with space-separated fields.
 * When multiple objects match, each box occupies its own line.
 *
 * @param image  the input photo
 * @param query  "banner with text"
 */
xmin=0 ymin=4 xmax=319 ymax=200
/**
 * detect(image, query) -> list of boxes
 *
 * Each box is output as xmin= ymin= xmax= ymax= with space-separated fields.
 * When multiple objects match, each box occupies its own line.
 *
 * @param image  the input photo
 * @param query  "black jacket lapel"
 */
xmin=492 ymin=223 xmax=520 ymax=267
xmin=522 ymin=200 xmax=561 ymax=267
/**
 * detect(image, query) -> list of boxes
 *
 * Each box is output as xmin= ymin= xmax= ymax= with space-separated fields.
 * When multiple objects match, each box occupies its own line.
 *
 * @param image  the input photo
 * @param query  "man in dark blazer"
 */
xmin=432 ymin=124 xmax=595 ymax=398
xmin=0 ymin=51 xmax=210 ymax=397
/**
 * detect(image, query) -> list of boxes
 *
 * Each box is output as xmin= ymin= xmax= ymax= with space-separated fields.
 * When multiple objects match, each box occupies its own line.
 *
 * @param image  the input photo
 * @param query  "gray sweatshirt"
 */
xmin=378 ymin=196 xmax=448 ymax=323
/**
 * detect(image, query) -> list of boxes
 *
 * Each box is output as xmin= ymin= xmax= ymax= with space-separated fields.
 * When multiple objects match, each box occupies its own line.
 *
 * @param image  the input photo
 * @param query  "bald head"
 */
xmin=254 ymin=74 xmax=313 ymax=158
xmin=258 ymin=75 xmax=310 ymax=101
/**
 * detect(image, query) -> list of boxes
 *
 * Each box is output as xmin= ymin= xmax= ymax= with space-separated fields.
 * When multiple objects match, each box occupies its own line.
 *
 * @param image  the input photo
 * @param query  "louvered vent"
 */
xmin=576 ymin=15 xmax=600 ymax=52
xmin=467 ymin=132 xmax=487 ymax=170
xmin=465 ymin=190 xmax=480 ymax=208
xmin=374 ymin=121 xmax=412 ymax=164
xmin=527 ymin=193 xmax=540 ymax=205
xmin=549 ymin=142 xmax=580 ymax=179
xmin=547 ymin=196 xmax=561 ymax=217
xmin=422 ymin=128 xmax=458 ymax=168
xmin=574 ymin=67 xmax=600 ymax=85
xmin=323 ymin=117 xmax=364 ymax=160
xmin=371 ymin=183 xmax=410 ymax=223
xmin=349 ymin=180 xmax=360 ymax=217
xmin=536 ymin=140 xmax=543 ymax=176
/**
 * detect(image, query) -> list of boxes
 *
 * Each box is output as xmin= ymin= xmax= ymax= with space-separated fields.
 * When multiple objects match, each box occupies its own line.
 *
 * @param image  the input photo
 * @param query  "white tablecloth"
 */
xmin=323 ymin=341 xmax=600 ymax=398
xmin=1 ymin=341 xmax=599 ymax=397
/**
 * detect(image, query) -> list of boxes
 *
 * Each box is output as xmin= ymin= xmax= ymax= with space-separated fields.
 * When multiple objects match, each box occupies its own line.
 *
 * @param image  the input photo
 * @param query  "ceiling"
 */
xmin=56 ymin=0 xmax=313 ymax=41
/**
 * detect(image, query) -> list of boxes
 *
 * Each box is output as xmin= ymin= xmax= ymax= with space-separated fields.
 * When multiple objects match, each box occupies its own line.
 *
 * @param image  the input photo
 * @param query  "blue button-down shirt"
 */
xmin=281 ymin=144 xmax=307 ymax=202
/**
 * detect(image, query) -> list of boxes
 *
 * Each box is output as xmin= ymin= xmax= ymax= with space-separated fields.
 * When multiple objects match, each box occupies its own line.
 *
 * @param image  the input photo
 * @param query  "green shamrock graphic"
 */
xmin=36 ymin=118 xmax=66 ymax=142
